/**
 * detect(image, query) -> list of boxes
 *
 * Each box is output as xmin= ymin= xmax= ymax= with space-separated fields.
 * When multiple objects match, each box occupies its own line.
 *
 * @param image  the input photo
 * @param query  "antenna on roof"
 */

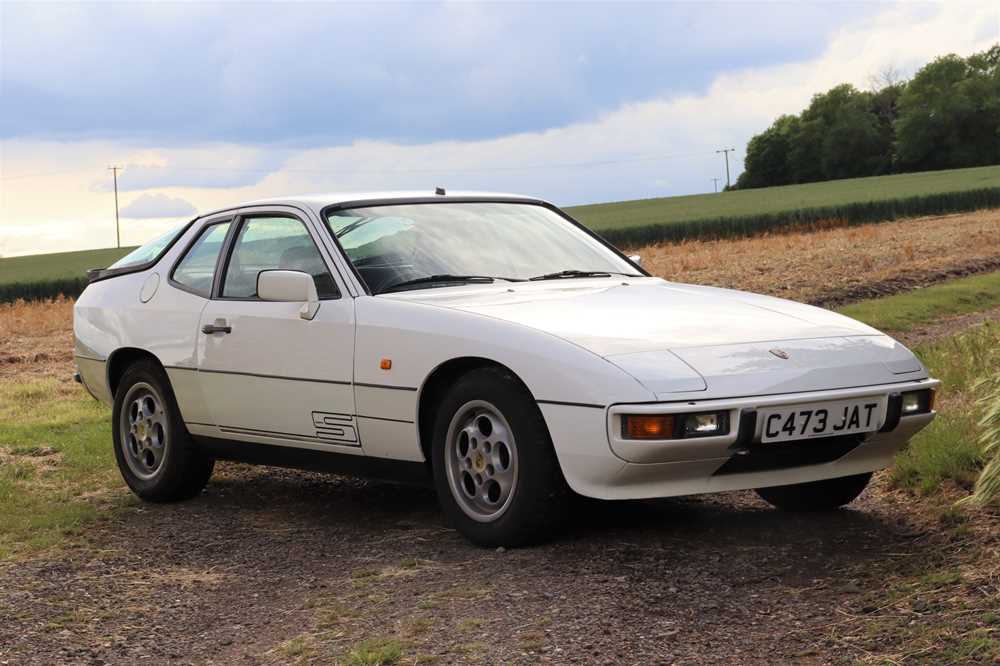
xmin=435 ymin=187 xmax=446 ymax=196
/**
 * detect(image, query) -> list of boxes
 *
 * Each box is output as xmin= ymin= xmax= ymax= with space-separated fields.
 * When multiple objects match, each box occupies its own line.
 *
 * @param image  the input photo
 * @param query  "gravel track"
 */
xmin=0 ymin=467 xmax=965 ymax=665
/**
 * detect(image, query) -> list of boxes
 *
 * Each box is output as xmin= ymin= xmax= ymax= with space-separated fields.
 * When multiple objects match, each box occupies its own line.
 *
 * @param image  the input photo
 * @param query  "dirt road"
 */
xmin=3 ymin=463 xmax=995 ymax=665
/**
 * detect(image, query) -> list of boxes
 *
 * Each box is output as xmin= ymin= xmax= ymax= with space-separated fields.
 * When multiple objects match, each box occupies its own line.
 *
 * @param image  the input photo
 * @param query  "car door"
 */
xmin=195 ymin=207 xmax=360 ymax=452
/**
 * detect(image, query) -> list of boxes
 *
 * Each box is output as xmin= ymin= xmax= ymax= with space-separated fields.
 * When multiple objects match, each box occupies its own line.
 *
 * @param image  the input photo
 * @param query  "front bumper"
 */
xmin=606 ymin=379 xmax=939 ymax=464
xmin=540 ymin=378 xmax=939 ymax=501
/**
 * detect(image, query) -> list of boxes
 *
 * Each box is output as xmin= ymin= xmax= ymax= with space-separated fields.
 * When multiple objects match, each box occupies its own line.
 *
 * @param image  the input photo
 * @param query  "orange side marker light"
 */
xmin=380 ymin=358 xmax=392 ymax=370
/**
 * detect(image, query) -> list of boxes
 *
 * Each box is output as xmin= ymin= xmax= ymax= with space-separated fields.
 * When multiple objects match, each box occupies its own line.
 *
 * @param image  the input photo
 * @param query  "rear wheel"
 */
xmin=112 ymin=359 xmax=214 ymax=501
xmin=431 ymin=367 xmax=568 ymax=546
xmin=755 ymin=472 xmax=872 ymax=511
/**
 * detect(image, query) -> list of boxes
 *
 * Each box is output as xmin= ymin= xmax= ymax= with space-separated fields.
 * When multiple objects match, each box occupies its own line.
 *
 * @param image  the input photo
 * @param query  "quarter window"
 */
xmin=222 ymin=216 xmax=339 ymax=299
xmin=171 ymin=221 xmax=232 ymax=297
xmin=107 ymin=223 xmax=188 ymax=270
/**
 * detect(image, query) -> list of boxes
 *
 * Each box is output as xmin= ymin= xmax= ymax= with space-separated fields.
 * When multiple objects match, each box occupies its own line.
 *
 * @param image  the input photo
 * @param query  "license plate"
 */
xmin=758 ymin=396 xmax=887 ymax=443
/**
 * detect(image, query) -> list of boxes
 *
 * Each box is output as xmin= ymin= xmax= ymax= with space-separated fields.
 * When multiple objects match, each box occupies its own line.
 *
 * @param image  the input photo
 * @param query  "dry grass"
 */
xmin=0 ymin=295 xmax=74 ymax=338
xmin=0 ymin=296 xmax=76 ymax=382
xmin=635 ymin=209 xmax=1000 ymax=304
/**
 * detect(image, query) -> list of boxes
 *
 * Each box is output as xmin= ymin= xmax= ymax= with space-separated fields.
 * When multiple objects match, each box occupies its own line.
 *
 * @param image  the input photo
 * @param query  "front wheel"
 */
xmin=112 ymin=359 xmax=214 ymax=502
xmin=755 ymin=472 xmax=873 ymax=511
xmin=431 ymin=367 xmax=569 ymax=547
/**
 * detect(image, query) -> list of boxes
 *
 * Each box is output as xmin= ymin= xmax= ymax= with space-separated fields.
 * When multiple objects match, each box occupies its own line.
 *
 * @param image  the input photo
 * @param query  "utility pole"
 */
xmin=711 ymin=177 xmax=721 ymax=193
xmin=715 ymin=148 xmax=734 ymax=189
xmin=109 ymin=166 xmax=121 ymax=248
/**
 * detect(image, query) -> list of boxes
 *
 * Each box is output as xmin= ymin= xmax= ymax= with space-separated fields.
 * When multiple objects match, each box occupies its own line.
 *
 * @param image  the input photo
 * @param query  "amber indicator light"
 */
xmin=380 ymin=358 xmax=392 ymax=370
xmin=623 ymin=414 xmax=675 ymax=439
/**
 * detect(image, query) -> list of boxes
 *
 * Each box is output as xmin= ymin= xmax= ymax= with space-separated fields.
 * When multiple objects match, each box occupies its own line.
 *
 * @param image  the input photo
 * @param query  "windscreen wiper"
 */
xmin=379 ymin=274 xmax=496 ymax=294
xmin=335 ymin=217 xmax=374 ymax=238
xmin=528 ymin=269 xmax=639 ymax=281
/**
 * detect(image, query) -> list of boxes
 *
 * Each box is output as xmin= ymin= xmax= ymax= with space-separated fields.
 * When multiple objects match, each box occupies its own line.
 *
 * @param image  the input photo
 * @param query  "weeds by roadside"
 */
xmin=892 ymin=323 xmax=997 ymax=495
xmin=961 ymin=365 xmax=1000 ymax=507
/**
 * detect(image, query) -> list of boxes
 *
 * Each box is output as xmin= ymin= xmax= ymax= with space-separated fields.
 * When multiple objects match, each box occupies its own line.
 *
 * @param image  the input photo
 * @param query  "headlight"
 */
xmin=683 ymin=412 xmax=725 ymax=436
xmin=901 ymin=389 xmax=935 ymax=415
xmin=622 ymin=410 xmax=729 ymax=440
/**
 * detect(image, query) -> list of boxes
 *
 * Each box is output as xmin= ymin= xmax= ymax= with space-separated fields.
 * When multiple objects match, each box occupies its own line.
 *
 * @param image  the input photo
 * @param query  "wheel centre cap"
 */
xmin=137 ymin=422 xmax=147 ymax=439
xmin=473 ymin=452 xmax=486 ymax=472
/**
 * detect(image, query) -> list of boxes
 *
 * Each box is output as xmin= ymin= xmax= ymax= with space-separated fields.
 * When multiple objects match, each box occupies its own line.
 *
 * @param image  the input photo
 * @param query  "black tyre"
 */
xmin=112 ymin=359 xmax=214 ymax=501
xmin=431 ymin=366 xmax=569 ymax=547
xmin=755 ymin=472 xmax=873 ymax=511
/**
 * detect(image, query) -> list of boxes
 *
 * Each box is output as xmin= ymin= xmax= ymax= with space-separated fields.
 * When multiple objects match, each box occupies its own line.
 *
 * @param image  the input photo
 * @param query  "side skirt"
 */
xmin=192 ymin=435 xmax=432 ymax=487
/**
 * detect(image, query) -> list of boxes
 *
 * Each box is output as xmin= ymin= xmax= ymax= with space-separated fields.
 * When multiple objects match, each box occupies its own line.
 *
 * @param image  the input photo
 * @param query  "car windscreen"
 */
xmin=323 ymin=202 xmax=638 ymax=294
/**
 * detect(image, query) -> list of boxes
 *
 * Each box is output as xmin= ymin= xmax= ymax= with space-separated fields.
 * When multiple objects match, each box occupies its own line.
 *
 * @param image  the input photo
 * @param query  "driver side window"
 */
xmin=222 ymin=216 xmax=339 ymax=299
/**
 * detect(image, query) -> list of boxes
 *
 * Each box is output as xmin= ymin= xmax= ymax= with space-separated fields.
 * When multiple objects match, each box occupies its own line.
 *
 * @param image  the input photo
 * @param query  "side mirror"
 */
xmin=257 ymin=270 xmax=320 ymax=320
xmin=628 ymin=254 xmax=643 ymax=267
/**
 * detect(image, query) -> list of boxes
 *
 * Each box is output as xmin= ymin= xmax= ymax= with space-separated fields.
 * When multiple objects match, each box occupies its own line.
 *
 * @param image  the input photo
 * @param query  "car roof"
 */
xmin=197 ymin=190 xmax=550 ymax=219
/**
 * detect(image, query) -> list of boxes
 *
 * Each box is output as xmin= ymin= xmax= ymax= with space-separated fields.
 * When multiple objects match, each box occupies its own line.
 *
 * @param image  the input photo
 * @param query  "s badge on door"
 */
xmin=311 ymin=411 xmax=359 ymax=445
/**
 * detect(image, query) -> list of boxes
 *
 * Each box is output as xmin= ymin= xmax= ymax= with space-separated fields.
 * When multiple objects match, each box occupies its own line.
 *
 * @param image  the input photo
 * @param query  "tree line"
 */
xmin=735 ymin=45 xmax=1000 ymax=189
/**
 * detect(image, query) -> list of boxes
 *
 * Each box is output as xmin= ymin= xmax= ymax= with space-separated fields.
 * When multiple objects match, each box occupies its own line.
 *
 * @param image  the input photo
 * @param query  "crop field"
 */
xmin=0 ymin=246 xmax=136 ymax=283
xmin=639 ymin=208 xmax=1000 ymax=307
xmin=0 ymin=246 xmax=136 ymax=302
xmin=1 ymin=208 xmax=999 ymax=664
xmin=571 ymin=163 xmax=1000 ymax=227
xmin=569 ymin=164 xmax=1000 ymax=246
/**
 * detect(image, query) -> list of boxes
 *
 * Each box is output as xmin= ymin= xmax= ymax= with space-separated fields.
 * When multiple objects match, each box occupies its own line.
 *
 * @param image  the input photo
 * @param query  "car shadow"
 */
xmin=193 ymin=463 xmax=914 ymax=566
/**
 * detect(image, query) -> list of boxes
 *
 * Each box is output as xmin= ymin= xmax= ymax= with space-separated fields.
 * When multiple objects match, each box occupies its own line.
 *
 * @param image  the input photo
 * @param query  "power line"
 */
xmin=107 ymin=149 xmax=718 ymax=176
xmin=0 ymin=167 xmax=100 ymax=181
xmin=2 ymin=149 xmax=723 ymax=183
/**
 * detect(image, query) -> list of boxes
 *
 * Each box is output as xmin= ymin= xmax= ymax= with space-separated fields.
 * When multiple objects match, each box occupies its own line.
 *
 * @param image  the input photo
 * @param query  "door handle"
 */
xmin=202 ymin=319 xmax=232 ymax=335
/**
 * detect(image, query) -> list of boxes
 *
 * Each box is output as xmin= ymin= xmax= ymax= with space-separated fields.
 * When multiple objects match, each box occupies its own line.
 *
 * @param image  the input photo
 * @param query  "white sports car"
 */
xmin=74 ymin=191 xmax=939 ymax=546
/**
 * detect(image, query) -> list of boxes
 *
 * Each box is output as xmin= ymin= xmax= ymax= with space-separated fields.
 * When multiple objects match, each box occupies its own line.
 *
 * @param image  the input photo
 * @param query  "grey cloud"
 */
xmin=120 ymin=193 xmax=197 ymax=219
xmin=1 ymin=3 xmax=879 ymax=145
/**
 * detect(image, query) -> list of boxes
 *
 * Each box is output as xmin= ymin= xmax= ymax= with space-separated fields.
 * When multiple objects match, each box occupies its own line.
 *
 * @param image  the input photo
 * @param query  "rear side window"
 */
xmin=107 ymin=223 xmax=187 ymax=270
xmin=171 ymin=222 xmax=232 ymax=297
xmin=221 ymin=216 xmax=339 ymax=299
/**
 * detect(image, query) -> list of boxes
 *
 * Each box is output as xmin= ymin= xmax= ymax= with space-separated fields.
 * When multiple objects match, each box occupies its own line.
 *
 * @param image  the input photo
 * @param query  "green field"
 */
xmin=0 ymin=246 xmax=136 ymax=283
xmin=568 ymin=164 xmax=1000 ymax=232
xmin=0 ymin=246 xmax=137 ymax=302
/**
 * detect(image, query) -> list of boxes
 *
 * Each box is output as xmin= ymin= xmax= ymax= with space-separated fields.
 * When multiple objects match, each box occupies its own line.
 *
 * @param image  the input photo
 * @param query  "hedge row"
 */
xmin=594 ymin=187 xmax=1000 ymax=248
xmin=0 ymin=277 xmax=90 ymax=304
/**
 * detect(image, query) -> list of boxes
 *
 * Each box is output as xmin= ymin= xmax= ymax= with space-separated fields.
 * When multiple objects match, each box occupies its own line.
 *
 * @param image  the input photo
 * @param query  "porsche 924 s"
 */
xmin=74 ymin=191 xmax=939 ymax=545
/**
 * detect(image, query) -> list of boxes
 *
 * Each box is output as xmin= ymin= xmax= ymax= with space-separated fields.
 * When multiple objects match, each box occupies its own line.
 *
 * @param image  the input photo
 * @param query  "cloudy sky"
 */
xmin=1 ymin=1 xmax=998 ymax=257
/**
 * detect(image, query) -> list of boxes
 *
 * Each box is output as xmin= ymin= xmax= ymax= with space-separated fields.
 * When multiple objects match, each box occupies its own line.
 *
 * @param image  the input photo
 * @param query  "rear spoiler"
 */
xmin=86 ymin=266 xmax=139 ymax=284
